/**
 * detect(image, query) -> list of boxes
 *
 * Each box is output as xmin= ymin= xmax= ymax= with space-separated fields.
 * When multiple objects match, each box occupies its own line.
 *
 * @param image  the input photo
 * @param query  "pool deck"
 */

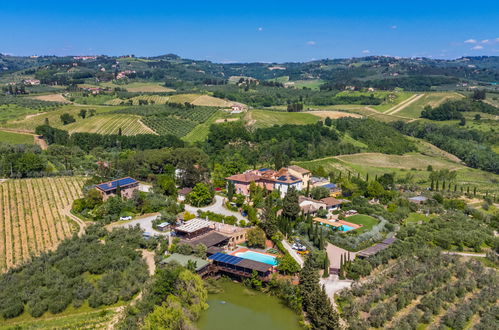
xmin=312 ymin=218 xmax=362 ymax=231
xmin=230 ymin=247 xmax=278 ymax=258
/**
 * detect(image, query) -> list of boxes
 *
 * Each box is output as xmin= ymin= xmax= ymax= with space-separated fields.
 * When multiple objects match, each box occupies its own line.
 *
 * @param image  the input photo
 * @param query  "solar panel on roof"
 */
xmin=96 ymin=177 xmax=138 ymax=191
xmin=208 ymin=253 xmax=244 ymax=265
xmin=277 ymin=176 xmax=287 ymax=181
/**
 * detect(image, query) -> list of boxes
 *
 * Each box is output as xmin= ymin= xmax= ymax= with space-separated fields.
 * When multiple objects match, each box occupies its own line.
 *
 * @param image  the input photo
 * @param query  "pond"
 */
xmin=197 ymin=280 xmax=302 ymax=330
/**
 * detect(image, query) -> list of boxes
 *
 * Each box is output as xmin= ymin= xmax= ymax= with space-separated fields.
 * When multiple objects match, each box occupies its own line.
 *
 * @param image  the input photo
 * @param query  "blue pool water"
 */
xmin=235 ymin=251 xmax=278 ymax=266
xmin=338 ymin=225 xmax=355 ymax=232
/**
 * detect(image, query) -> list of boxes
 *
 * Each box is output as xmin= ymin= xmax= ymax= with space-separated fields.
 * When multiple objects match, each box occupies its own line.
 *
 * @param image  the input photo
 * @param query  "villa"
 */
xmin=226 ymin=167 xmax=303 ymax=197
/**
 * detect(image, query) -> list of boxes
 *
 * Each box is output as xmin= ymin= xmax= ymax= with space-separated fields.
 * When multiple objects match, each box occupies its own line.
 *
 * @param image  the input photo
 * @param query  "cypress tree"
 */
xmin=430 ymin=179 xmax=434 ymax=191
xmin=366 ymin=173 xmax=369 ymax=182
xmin=323 ymin=253 xmax=329 ymax=278
xmin=473 ymin=187 xmax=477 ymax=197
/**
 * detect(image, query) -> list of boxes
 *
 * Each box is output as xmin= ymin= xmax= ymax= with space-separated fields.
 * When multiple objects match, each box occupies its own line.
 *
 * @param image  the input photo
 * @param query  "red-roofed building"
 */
xmin=226 ymin=167 xmax=302 ymax=197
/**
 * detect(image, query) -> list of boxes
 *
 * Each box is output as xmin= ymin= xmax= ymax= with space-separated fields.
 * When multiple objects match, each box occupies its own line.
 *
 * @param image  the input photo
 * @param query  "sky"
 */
xmin=1 ymin=0 xmax=498 ymax=63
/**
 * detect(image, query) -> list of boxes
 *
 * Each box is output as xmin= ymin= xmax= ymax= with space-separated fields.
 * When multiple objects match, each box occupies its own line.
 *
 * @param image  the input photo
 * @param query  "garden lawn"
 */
xmin=346 ymin=214 xmax=378 ymax=233
xmin=404 ymin=212 xmax=436 ymax=224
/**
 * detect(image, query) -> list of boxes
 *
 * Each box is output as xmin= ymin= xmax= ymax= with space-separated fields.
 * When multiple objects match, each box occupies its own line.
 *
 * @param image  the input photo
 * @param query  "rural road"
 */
xmin=281 ymin=239 xmax=304 ymax=268
xmin=185 ymin=195 xmax=248 ymax=222
xmin=62 ymin=205 xmax=89 ymax=237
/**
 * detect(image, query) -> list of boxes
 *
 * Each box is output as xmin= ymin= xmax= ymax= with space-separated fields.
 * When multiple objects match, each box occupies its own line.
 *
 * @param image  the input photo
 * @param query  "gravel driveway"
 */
xmin=184 ymin=195 xmax=248 ymax=222
xmin=112 ymin=213 xmax=168 ymax=236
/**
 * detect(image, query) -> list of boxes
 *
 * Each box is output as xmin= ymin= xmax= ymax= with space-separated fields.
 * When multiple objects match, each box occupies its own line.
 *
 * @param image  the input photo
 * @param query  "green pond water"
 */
xmin=197 ymin=280 xmax=302 ymax=330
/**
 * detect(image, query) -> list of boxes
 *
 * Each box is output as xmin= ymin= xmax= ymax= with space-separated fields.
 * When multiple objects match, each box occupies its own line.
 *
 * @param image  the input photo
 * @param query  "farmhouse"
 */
xmin=174 ymin=218 xmax=247 ymax=252
xmin=95 ymin=177 xmax=139 ymax=201
xmin=226 ymin=167 xmax=303 ymax=197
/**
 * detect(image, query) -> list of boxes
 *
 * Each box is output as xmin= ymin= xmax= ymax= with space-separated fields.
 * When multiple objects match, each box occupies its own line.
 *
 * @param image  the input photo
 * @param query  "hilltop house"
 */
xmin=226 ymin=167 xmax=302 ymax=197
xmin=95 ymin=177 xmax=139 ymax=201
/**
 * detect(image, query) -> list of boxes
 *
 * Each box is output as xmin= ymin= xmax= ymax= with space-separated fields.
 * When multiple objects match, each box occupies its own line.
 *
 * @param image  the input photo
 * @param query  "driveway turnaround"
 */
xmin=184 ymin=195 xmax=248 ymax=222
xmin=112 ymin=213 xmax=168 ymax=236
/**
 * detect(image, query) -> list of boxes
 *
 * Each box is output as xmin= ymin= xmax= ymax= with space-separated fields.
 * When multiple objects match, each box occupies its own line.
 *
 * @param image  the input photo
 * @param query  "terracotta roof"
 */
xmin=288 ymin=165 xmax=311 ymax=174
xmin=184 ymin=231 xmax=229 ymax=248
xmin=225 ymin=172 xmax=261 ymax=183
xmin=320 ymin=197 xmax=343 ymax=207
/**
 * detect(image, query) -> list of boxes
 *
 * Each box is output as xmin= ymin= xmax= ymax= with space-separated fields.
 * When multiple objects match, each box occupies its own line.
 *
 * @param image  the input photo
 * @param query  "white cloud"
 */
xmin=481 ymin=39 xmax=490 ymax=44
xmin=362 ymin=50 xmax=370 ymax=54
xmin=257 ymin=27 xmax=263 ymax=31
xmin=390 ymin=25 xmax=397 ymax=29
xmin=471 ymin=45 xmax=484 ymax=50
xmin=306 ymin=41 xmax=316 ymax=46
xmin=464 ymin=39 xmax=477 ymax=44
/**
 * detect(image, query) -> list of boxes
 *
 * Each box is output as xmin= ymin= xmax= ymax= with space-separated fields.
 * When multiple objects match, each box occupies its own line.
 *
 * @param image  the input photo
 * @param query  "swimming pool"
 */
xmin=235 ymin=251 xmax=278 ymax=266
xmin=338 ymin=225 xmax=355 ymax=232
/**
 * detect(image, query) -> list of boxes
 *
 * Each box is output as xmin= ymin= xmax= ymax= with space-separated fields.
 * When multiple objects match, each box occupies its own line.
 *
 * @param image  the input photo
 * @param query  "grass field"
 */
xmin=295 ymin=152 xmax=499 ymax=194
xmin=0 ymin=177 xmax=84 ymax=272
xmin=64 ymin=114 xmax=155 ymax=135
xmin=404 ymin=212 xmax=437 ymax=224
xmin=353 ymin=91 xmax=415 ymax=112
xmin=183 ymin=111 xmax=242 ymax=143
xmin=106 ymin=93 xmax=232 ymax=107
xmin=0 ymin=130 xmax=34 ymax=144
xmin=0 ymin=300 xmax=120 ymax=329
xmin=345 ymin=214 xmax=379 ymax=234
xmin=396 ymin=92 xmax=465 ymax=118
xmin=104 ymin=81 xmax=174 ymax=93
xmin=248 ymin=109 xmax=319 ymax=128
xmin=30 ymin=93 xmax=70 ymax=103
xmin=0 ymin=104 xmax=45 ymax=124
xmin=106 ymin=94 xmax=170 ymax=105
xmin=3 ymin=105 xmax=117 ymax=132
xmin=288 ymin=80 xmax=324 ymax=90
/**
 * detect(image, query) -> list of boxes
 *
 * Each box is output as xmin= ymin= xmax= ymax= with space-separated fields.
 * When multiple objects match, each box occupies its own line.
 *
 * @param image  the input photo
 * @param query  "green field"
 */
xmin=3 ymin=105 xmax=118 ymax=132
xmin=289 ymin=80 xmax=324 ymax=90
xmin=0 ymin=130 xmax=34 ymax=144
xmin=101 ymin=81 xmax=175 ymax=93
xmin=295 ymin=152 xmax=499 ymax=194
xmin=183 ymin=112 xmax=242 ymax=143
xmin=249 ymin=109 xmax=319 ymax=128
xmin=367 ymin=91 xmax=414 ymax=112
xmin=0 ymin=104 xmax=47 ymax=124
xmin=345 ymin=214 xmax=379 ymax=234
xmin=396 ymin=92 xmax=465 ymax=118
xmin=404 ymin=212 xmax=437 ymax=224
xmin=0 ymin=301 xmax=118 ymax=329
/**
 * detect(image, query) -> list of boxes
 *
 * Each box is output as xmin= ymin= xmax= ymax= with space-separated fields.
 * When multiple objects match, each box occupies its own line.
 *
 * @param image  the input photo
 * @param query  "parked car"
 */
xmin=120 ymin=216 xmax=132 ymax=221
xmin=292 ymin=243 xmax=307 ymax=251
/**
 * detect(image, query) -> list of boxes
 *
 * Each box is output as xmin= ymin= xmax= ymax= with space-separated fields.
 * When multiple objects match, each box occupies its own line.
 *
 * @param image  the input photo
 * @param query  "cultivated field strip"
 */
xmin=66 ymin=114 xmax=154 ymax=135
xmin=0 ymin=177 xmax=84 ymax=272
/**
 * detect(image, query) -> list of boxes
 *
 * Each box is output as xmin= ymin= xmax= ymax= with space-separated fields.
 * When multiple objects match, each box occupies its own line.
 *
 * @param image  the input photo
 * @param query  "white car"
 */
xmin=120 ymin=216 xmax=132 ymax=221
